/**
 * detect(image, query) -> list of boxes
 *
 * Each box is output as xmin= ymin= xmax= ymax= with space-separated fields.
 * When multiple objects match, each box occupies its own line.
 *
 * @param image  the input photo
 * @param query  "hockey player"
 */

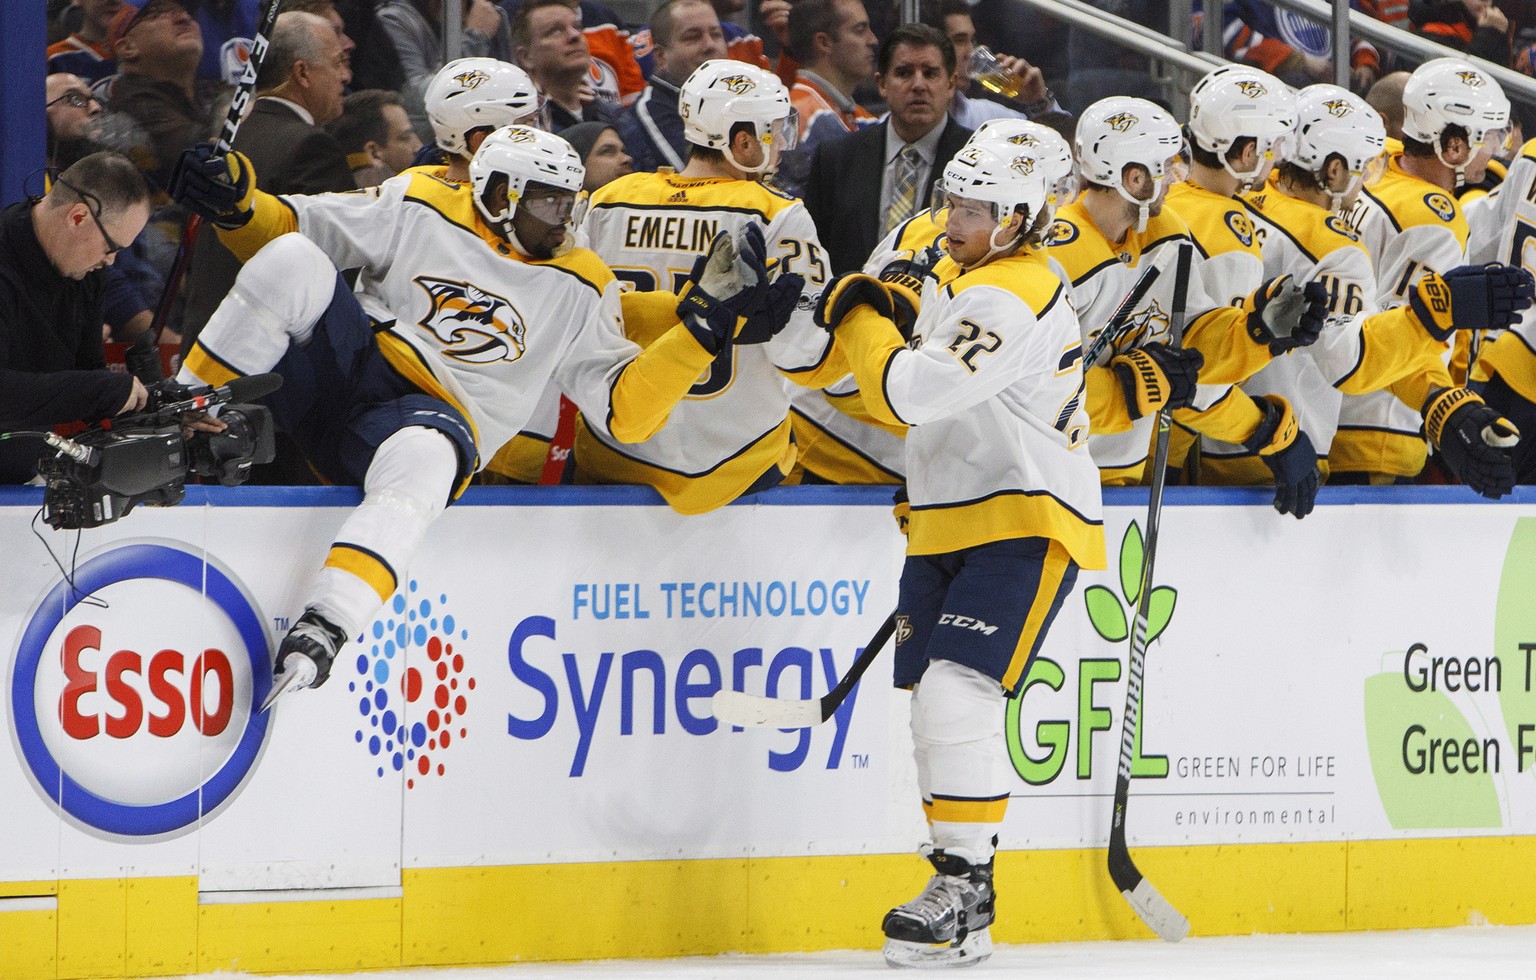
xmin=1047 ymin=96 xmax=1328 ymax=487
xmin=815 ymin=138 xmax=1101 ymax=969
xmin=416 ymin=57 xmax=544 ymax=183
xmin=168 ymin=125 xmax=803 ymax=698
xmin=573 ymin=59 xmax=845 ymax=513
xmin=1342 ymin=56 xmax=1517 ymax=487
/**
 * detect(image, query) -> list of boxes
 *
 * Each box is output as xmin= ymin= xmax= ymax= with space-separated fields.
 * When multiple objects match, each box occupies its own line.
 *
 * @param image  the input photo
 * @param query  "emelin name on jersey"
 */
xmin=623 ymin=213 xmax=722 ymax=253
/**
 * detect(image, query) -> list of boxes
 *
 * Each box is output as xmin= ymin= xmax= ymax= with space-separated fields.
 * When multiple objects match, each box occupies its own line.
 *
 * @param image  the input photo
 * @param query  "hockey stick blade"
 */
xmin=1119 ymin=876 xmax=1190 ymax=943
xmin=709 ymin=613 xmax=896 ymax=728
xmin=258 ymin=654 xmax=317 ymax=712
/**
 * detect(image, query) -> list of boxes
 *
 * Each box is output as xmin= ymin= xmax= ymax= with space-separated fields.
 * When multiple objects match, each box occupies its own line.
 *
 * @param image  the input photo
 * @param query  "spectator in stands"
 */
xmin=1411 ymin=0 xmax=1513 ymax=66
xmin=618 ymin=0 xmax=728 ymax=171
xmin=758 ymin=0 xmax=796 ymax=82
xmin=46 ymin=75 xmax=106 ymax=171
xmin=630 ymin=0 xmax=773 ymax=81
xmin=282 ymin=0 xmax=359 ymax=76
xmin=107 ymin=0 xmax=221 ymax=189
xmin=778 ymin=0 xmax=879 ymax=193
xmin=803 ymin=23 xmax=970 ymax=273
xmin=1203 ymin=1 xmax=1384 ymax=92
xmin=562 ymin=121 xmax=634 ymax=189
xmin=47 ymin=0 xmax=121 ymax=87
xmin=328 ymin=90 xmax=423 ymax=187
xmin=514 ymin=0 xmax=621 ymax=128
xmin=377 ymin=0 xmax=514 ymax=138
xmin=1367 ymin=70 xmax=1410 ymax=140
xmin=0 ymin=153 xmax=152 ymax=483
xmin=503 ymin=0 xmax=649 ymax=106
xmin=917 ymin=0 xmax=1070 ymax=133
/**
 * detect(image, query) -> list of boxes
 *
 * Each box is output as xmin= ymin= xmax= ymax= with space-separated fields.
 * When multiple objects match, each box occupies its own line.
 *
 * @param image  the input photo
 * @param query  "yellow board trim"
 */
xmin=325 ymin=543 xmax=397 ymax=603
xmin=11 ymin=837 xmax=1536 ymax=974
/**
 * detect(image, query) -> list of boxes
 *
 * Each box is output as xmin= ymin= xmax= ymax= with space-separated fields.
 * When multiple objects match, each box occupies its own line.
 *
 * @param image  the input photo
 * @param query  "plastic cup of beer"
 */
xmin=969 ymin=46 xmax=1021 ymax=100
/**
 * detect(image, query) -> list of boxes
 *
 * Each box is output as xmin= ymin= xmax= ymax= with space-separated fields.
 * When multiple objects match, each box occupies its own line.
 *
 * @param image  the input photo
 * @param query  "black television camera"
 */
xmin=39 ymin=374 xmax=283 ymax=530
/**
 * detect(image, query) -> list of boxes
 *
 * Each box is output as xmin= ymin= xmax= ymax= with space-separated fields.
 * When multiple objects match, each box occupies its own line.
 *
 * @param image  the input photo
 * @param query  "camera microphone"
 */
xmin=153 ymin=373 xmax=284 ymax=416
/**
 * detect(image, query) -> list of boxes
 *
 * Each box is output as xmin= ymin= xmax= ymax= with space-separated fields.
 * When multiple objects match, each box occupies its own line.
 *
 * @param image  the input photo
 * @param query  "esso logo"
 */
xmin=9 ymin=542 xmax=272 ymax=837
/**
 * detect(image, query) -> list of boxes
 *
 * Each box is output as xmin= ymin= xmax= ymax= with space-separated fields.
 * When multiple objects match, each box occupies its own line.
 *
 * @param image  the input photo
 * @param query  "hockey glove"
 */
xmin=1244 ymin=275 xmax=1329 ymax=355
xmin=677 ymin=231 xmax=761 ymax=355
xmin=878 ymin=243 xmax=943 ymax=340
xmin=814 ymin=273 xmax=895 ymax=334
xmin=1423 ymin=386 xmax=1521 ymax=499
xmin=170 ymin=144 xmax=256 ymax=229
xmin=1109 ymin=342 xmax=1204 ymax=420
xmin=1407 ymin=263 xmax=1536 ymax=341
xmin=1241 ymin=394 xmax=1319 ymax=519
xmin=892 ymin=485 xmax=910 ymax=536
xmin=732 ymin=224 xmax=806 ymax=345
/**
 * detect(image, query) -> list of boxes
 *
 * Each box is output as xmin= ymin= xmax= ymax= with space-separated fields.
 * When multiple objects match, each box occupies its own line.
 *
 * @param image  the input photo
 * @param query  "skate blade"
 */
xmin=882 ymin=928 xmax=992 ymax=969
xmin=258 ymin=655 xmax=318 ymax=712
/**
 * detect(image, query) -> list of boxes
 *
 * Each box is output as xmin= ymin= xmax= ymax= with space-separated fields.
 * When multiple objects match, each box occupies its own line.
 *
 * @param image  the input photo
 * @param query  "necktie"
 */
xmin=885 ymin=145 xmax=922 ymax=234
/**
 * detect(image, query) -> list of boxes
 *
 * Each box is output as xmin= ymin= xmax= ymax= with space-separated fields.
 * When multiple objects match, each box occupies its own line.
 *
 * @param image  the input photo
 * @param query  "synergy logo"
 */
xmin=9 ymin=542 xmax=271 ymax=838
xmin=349 ymin=580 xmax=475 ymax=788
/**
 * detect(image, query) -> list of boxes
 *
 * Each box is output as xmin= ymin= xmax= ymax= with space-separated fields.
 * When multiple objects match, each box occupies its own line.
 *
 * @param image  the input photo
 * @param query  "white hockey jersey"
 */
xmin=1461 ymin=139 xmax=1536 ymax=405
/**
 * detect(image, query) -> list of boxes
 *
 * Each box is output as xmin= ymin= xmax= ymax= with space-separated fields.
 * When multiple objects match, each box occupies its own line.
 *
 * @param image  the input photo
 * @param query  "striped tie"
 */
xmin=885 ymin=145 xmax=922 ymax=234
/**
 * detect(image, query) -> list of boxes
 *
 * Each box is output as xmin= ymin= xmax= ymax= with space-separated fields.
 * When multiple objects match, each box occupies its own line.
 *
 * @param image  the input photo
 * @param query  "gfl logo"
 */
xmin=9 ymin=542 xmax=273 ymax=837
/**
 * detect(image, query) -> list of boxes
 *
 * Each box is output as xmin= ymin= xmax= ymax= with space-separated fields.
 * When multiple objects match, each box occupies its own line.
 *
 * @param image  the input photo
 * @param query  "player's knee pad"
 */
xmin=912 ymin=659 xmax=1003 ymax=749
xmin=234 ymin=233 xmax=338 ymax=344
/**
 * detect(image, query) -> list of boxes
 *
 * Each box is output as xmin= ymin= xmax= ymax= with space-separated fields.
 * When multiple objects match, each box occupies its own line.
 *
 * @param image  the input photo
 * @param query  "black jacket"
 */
xmin=0 ymin=200 xmax=133 ymax=482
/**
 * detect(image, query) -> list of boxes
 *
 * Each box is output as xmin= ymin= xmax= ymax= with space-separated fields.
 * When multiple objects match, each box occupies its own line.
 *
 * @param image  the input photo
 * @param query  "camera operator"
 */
xmin=0 ymin=152 xmax=152 ymax=483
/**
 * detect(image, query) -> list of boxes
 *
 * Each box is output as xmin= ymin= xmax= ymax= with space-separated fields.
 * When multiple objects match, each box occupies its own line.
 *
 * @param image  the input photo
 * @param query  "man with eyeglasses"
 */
xmin=0 ymin=152 xmax=153 ymax=483
xmin=45 ymin=74 xmax=105 ymax=170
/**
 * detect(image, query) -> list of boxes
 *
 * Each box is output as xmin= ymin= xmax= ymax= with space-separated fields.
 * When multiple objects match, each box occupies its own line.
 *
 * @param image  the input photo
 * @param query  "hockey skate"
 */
xmin=259 ymin=610 xmax=348 ymax=711
xmin=881 ymin=846 xmax=995 ymax=968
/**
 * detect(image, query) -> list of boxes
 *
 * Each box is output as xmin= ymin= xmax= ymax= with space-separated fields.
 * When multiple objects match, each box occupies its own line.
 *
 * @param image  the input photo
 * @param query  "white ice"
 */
xmin=182 ymin=924 xmax=1536 ymax=980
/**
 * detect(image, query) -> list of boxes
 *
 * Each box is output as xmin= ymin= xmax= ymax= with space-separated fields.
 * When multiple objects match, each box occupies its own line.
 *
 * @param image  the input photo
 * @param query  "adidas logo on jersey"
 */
xmin=667 ymin=190 xmax=689 ymax=203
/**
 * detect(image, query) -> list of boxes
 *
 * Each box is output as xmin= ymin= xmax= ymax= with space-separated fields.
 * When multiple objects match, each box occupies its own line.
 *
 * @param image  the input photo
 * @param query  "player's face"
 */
xmin=511 ymin=183 xmax=578 ymax=258
xmin=943 ymin=193 xmax=1005 ymax=267
xmin=1123 ymin=155 xmax=1176 ymax=217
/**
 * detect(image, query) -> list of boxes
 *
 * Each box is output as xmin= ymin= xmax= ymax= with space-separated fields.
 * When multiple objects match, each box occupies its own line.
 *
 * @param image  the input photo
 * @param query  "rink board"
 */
xmin=3 ymin=484 xmax=1536 ymax=976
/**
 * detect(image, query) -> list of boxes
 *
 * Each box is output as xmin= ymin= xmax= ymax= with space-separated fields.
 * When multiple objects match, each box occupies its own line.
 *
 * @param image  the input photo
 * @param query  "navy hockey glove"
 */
xmin=169 ymin=144 xmax=256 ymax=229
xmin=1408 ymin=264 xmax=1536 ymax=341
xmin=677 ymin=231 xmax=763 ymax=354
xmin=731 ymin=224 xmax=805 ymax=345
xmin=878 ymin=243 xmax=943 ymax=340
xmin=1244 ymin=275 xmax=1328 ymax=355
xmin=1242 ymin=394 xmax=1319 ymax=519
xmin=814 ymin=273 xmax=894 ymax=334
xmin=1110 ymin=342 xmax=1203 ymax=419
xmin=1423 ymin=386 xmax=1521 ymax=499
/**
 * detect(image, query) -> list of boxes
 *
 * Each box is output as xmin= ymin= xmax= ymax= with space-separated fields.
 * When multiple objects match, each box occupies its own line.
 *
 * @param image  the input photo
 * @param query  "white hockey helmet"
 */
xmin=1075 ymin=97 xmax=1184 ymax=230
xmin=967 ymin=119 xmax=1077 ymax=223
xmin=427 ymin=58 xmax=543 ymax=157
xmin=469 ymin=125 xmax=585 ymax=235
xmin=1401 ymin=57 xmax=1510 ymax=171
xmin=1186 ymin=65 xmax=1298 ymax=187
xmin=940 ymin=140 xmax=1050 ymax=264
xmin=678 ymin=59 xmax=797 ymax=174
xmin=1286 ymin=84 xmax=1387 ymax=211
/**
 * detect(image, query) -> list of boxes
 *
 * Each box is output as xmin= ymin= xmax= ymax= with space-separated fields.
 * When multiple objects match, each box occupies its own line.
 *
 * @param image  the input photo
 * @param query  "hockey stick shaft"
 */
xmin=1083 ymin=248 xmax=1172 ymax=369
xmin=1107 ymin=241 xmax=1192 ymax=943
xmin=150 ymin=0 xmax=281 ymax=346
xmin=709 ymin=613 xmax=895 ymax=728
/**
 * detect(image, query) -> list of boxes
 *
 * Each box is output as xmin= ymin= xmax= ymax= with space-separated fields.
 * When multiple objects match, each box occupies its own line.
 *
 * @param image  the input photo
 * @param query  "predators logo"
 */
xmin=715 ymin=74 xmax=754 ymax=95
xmin=1424 ymin=192 xmax=1456 ymax=222
xmin=1006 ymin=133 xmax=1041 ymax=147
xmin=504 ymin=128 xmax=537 ymax=144
xmin=1322 ymin=98 xmax=1353 ymax=118
xmin=1045 ymin=218 xmax=1078 ymax=246
xmin=1116 ymin=300 xmax=1170 ymax=351
xmin=1236 ymin=79 xmax=1267 ymax=99
xmin=452 ymin=69 xmax=491 ymax=90
xmin=415 ymin=276 xmax=527 ymax=364
xmin=1456 ymin=70 xmax=1486 ymax=87
xmin=893 ymin=615 xmax=914 ymax=645
xmin=1104 ymin=111 xmax=1138 ymax=132
xmin=1011 ymin=155 xmax=1037 ymax=177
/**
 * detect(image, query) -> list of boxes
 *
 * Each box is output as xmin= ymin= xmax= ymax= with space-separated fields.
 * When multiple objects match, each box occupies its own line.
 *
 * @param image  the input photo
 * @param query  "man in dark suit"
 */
xmin=803 ymin=23 xmax=971 ymax=275
xmin=181 ymin=10 xmax=354 ymax=355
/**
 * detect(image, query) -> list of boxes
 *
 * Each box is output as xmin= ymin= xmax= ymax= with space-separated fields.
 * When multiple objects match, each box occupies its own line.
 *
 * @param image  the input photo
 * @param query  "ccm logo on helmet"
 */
xmin=9 ymin=543 xmax=273 ymax=837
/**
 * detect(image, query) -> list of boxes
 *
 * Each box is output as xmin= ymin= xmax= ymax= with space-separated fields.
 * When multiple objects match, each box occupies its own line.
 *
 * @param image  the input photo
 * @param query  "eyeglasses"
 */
xmin=53 ymin=174 xmax=126 ymax=256
xmin=46 ymin=91 xmax=97 ymax=110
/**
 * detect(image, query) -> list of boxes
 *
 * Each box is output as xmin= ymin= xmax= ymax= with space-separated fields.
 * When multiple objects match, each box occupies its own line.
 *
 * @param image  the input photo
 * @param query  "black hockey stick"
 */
xmin=1106 ymin=241 xmax=1193 ymax=943
xmin=150 ymin=0 xmax=281 ymax=346
xmin=709 ymin=255 xmax=1174 ymax=731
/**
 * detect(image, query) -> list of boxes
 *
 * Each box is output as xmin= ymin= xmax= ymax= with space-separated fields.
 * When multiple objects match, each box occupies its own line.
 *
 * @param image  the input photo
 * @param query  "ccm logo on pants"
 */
xmin=938 ymin=614 xmax=999 ymax=635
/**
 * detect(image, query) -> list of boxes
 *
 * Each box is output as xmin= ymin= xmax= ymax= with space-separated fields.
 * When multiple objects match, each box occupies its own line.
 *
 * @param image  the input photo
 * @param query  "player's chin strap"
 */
xmin=960 ymin=215 xmax=1029 ymax=272
xmin=1116 ymin=180 xmax=1155 ymax=234
xmin=1327 ymin=170 xmax=1365 ymax=216
xmin=1432 ymin=132 xmax=1469 ymax=188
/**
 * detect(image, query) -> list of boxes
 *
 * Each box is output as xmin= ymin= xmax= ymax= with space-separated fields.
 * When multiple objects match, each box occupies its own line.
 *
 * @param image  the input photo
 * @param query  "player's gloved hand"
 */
xmin=1109 ymin=342 xmax=1204 ymax=419
xmin=1243 ymin=275 xmax=1329 ymax=355
xmin=1407 ymin=263 xmax=1536 ymax=341
xmin=1241 ymin=393 xmax=1319 ymax=518
xmin=677 ymin=231 xmax=762 ymax=354
xmin=1423 ymin=386 xmax=1521 ymax=499
xmin=814 ymin=272 xmax=894 ymax=334
xmin=877 ymin=243 xmax=943 ymax=340
xmin=731 ymin=224 xmax=806 ymax=345
xmin=892 ymin=484 xmax=910 ymax=536
xmin=169 ymin=144 xmax=256 ymax=229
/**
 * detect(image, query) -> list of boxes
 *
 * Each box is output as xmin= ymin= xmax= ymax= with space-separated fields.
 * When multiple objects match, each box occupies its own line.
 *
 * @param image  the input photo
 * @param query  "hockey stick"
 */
xmin=1106 ymin=241 xmax=1193 ymax=943
xmin=149 ymin=0 xmax=281 ymax=346
xmin=708 ymin=255 xmax=1173 ymax=731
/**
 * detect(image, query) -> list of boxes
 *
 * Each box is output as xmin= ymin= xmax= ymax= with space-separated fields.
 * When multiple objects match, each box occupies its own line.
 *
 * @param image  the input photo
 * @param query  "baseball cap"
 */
xmin=108 ymin=0 xmax=190 ymax=54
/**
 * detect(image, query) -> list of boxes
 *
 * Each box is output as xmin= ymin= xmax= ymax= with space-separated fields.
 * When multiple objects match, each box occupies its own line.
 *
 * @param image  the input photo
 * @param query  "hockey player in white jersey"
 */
xmin=1343 ymin=56 xmax=1520 ymax=488
xmin=168 ymin=125 xmax=801 ymax=701
xmin=574 ymin=59 xmax=842 ymax=513
xmin=1047 ymin=96 xmax=1329 ymax=487
xmin=815 ymin=138 xmax=1102 ymax=969
xmin=416 ymin=57 xmax=544 ymax=183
